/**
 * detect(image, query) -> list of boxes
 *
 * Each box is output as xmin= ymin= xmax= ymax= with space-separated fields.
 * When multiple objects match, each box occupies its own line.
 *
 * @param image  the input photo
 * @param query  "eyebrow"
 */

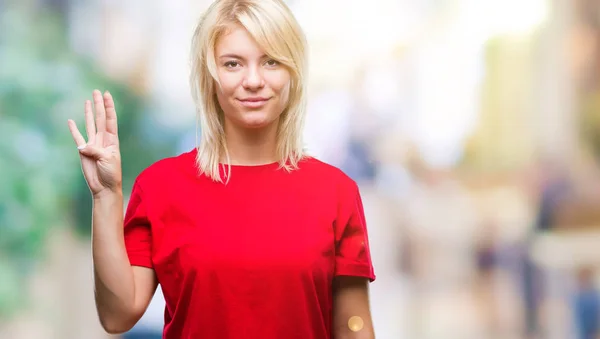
xmin=218 ymin=54 xmax=268 ymax=60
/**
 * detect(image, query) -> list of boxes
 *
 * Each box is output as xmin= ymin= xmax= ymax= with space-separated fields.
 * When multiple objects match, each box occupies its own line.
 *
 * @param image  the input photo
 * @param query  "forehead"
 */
xmin=215 ymin=24 xmax=264 ymax=57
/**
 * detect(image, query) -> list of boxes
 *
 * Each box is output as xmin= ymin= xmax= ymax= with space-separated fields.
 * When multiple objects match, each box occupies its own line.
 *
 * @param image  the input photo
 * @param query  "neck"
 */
xmin=222 ymin=119 xmax=279 ymax=165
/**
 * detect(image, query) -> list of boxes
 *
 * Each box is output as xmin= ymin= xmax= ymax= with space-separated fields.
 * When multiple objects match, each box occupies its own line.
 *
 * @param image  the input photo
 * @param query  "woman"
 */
xmin=67 ymin=0 xmax=376 ymax=338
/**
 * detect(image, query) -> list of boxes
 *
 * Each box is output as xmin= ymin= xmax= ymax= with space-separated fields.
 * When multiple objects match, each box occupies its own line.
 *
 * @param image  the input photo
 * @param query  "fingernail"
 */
xmin=77 ymin=145 xmax=86 ymax=150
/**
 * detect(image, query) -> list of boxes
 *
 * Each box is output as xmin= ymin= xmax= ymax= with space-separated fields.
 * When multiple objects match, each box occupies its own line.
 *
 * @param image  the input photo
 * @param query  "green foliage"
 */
xmin=0 ymin=5 xmax=175 ymax=318
xmin=580 ymin=91 xmax=600 ymax=160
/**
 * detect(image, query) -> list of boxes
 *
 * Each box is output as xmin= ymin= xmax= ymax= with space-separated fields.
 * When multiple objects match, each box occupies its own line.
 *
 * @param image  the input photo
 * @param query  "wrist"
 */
xmin=92 ymin=187 xmax=123 ymax=202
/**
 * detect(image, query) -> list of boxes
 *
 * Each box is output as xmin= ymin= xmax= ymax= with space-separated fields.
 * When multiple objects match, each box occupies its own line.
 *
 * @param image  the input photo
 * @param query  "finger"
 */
xmin=104 ymin=91 xmax=118 ymax=135
xmin=84 ymin=100 xmax=96 ymax=144
xmin=78 ymin=144 xmax=106 ymax=160
xmin=93 ymin=89 xmax=106 ymax=145
xmin=67 ymin=119 xmax=87 ymax=148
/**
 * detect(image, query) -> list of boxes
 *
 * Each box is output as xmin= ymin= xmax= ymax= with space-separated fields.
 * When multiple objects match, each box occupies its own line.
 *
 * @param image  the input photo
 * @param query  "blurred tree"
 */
xmin=0 ymin=4 xmax=175 ymax=319
xmin=576 ymin=0 xmax=600 ymax=163
xmin=580 ymin=92 xmax=600 ymax=159
xmin=460 ymin=36 xmax=539 ymax=173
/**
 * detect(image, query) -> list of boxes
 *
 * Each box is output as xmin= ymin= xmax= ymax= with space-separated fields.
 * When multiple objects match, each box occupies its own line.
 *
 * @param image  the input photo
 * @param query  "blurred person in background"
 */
xmin=573 ymin=267 xmax=600 ymax=339
xmin=66 ymin=0 xmax=376 ymax=338
xmin=522 ymin=158 xmax=571 ymax=338
xmin=474 ymin=221 xmax=502 ymax=337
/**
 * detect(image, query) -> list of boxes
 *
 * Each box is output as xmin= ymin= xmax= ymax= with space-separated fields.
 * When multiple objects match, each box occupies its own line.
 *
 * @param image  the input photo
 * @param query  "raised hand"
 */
xmin=68 ymin=90 xmax=122 ymax=197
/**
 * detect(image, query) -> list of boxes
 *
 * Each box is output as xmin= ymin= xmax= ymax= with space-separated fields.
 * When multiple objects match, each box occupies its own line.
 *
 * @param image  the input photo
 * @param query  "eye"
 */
xmin=224 ymin=61 xmax=240 ymax=68
xmin=265 ymin=59 xmax=279 ymax=67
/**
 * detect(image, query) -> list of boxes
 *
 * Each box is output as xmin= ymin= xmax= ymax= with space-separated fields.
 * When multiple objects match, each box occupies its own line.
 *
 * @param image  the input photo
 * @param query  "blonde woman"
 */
xmin=67 ymin=0 xmax=376 ymax=338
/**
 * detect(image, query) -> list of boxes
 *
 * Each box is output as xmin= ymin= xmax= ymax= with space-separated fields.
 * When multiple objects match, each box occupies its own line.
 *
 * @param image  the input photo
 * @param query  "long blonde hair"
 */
xmin=189 ymin=0 xmax=309 ymax=183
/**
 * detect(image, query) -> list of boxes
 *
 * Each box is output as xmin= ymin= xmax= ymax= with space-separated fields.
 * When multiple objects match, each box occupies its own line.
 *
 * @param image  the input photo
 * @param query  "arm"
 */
xmin=332 ymin=276 xmax=375 ymax=339
xmin=68 ymin=90 xmax=157 ymax=334
xmin=332 ymin=181 xmax=376 ymax=339
xmin=92 ymin=192 xmax=158 ymax=334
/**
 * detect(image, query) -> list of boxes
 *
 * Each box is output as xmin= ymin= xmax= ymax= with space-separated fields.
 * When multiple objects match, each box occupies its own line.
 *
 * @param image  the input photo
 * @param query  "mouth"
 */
xmin=237 ymin=97 xmax=270 ymax=108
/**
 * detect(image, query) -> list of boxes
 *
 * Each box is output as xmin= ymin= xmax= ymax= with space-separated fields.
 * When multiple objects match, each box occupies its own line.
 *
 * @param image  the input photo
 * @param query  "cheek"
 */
xmin=270 ymin=74 xmax=292 ymax=104
xmin=278 ymin=81 xmax=291 ymax=108
xmin=216 ymin=73 xmax=241 ymax=98
xmin=215 ymin=87 xmax=236 ymax=111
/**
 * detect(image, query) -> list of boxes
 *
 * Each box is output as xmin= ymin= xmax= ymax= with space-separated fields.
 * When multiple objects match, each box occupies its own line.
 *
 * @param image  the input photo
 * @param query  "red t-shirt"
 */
xmin=123 ymin=149 xmax=375 ymax=339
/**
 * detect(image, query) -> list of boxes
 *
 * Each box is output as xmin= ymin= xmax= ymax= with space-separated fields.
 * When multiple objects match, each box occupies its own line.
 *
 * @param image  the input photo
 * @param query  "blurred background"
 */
xmin=2 ymin=0 xmax=600 ymax=338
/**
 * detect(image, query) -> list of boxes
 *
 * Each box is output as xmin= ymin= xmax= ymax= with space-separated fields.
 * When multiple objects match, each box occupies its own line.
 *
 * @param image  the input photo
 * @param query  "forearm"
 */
xmin=335 ymin=331 xmax=375 ymax=339
xmin=333 ymin=277 xmax=375 ymax=339
xmin=91 ymin=190 xmax=136 ymax=332
xmin=334 ymin=318 xmax=375 ymax=339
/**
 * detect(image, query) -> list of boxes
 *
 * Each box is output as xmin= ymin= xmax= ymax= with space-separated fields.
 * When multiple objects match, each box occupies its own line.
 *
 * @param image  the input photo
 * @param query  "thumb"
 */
xmin=78 ymin=144 xmax=105 ymax=160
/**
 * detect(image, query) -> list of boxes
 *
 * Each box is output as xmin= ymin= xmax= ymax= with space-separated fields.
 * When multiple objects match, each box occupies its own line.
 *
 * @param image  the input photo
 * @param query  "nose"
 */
xmin=242 ymin=65 xmax=265 ymax=90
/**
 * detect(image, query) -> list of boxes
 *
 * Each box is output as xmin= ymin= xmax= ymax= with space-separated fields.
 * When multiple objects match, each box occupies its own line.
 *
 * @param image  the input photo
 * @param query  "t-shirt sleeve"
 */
xmin=333 ymin=182 xmax=376 ymax=282
xmin=123 ymin=179 xmax=153 ymax=268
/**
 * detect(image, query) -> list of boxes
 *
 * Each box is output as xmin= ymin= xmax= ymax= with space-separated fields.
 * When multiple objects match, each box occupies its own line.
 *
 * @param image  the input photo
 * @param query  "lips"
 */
xmin=239 ymin=97 xmax=269 ymax=102
xmin=237 ymin=97 xmax=270 ymax=108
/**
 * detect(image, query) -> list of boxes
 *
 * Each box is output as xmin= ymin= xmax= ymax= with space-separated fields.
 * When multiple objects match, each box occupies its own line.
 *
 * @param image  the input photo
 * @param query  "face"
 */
xmin=214 ymin=24 xmax=291 ymax=131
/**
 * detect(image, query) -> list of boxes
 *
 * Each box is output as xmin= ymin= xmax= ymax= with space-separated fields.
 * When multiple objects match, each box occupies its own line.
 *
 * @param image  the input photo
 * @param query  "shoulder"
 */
xmin=135 ymin=148 xmax=197 ymax=188
xmin=298 ymin=156 xmax=359 ymax=192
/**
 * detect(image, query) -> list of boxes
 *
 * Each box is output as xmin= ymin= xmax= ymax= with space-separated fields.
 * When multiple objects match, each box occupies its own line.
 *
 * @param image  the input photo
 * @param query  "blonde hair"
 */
xmin=189 ymin=0 xmax=309 ymax=183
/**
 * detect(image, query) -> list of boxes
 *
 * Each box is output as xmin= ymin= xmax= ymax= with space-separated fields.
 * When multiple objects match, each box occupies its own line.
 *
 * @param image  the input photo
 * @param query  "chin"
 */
xmin=239 ymin=112 xmax=278 ymax=129
xmin=241 ymin=119 xmax=275 ymax=129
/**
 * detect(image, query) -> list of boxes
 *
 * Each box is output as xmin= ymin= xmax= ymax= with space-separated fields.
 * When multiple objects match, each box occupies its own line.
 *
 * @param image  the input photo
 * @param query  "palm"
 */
xmin=68 ymin=90 xmax=122 ymax=196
